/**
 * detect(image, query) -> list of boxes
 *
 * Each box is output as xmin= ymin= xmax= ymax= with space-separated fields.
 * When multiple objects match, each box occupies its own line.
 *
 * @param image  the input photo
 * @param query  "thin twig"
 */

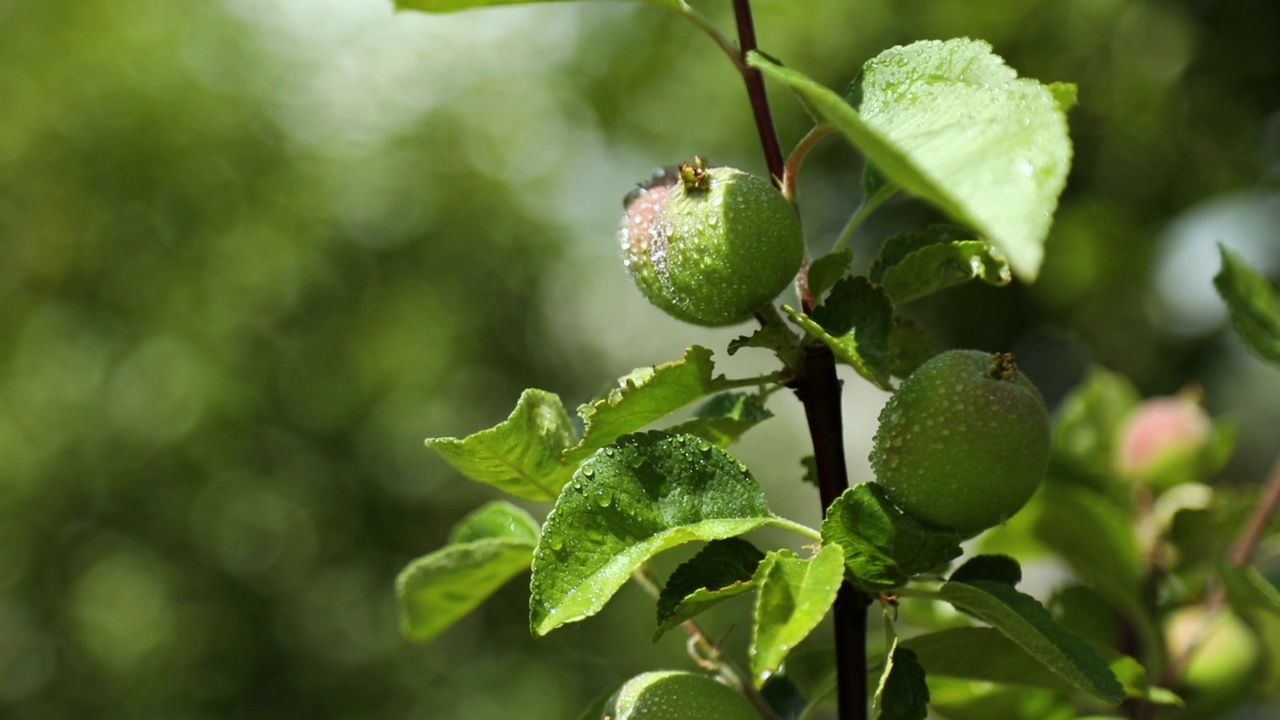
xmin=1230 ymin=454 xmax=1280 ymax=565
xmin=1164 ymin=452 xmax=1280 ymax=684
xmin=731 ymin=0 xmax=785 ymax=187
xmin=632 ymin=566 xmax=779 ymax=720
xmin=675 ymin=2 xmax=744 ymax=72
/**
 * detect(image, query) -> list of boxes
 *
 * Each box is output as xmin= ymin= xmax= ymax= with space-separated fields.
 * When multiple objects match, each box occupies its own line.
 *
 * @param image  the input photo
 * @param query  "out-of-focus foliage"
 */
xmin=1 ymin=0 xmax=1277 ymax=718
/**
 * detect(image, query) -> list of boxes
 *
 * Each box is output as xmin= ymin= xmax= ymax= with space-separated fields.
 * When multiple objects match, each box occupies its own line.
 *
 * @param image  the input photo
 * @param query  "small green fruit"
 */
xmin=619 ymin=158 xmax=803 ymax=326
xmin=602 ymin=670 xmax=758 ymax=720
xmin=1166 ymin=606 xmax=1260 ymax=713
xmin=870 ymin=350 xmax=1050 ymax=535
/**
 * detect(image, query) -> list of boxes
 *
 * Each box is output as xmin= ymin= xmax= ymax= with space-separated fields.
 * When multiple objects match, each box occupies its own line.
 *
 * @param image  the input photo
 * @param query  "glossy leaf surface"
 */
xmin=565 ymin=346 xmax=718 ymax=463
xmin=655 ymin=538 xmax=765 ymax=639
xmin=530 ymin=432 xmax=772 ymax=636
xmin=751 ymin=39 xmax=1073 ymax=280
xmin=749 ymin=545 xmax=845 ymax=685
xmin=821 ymin=484 xmax=962 ymax=591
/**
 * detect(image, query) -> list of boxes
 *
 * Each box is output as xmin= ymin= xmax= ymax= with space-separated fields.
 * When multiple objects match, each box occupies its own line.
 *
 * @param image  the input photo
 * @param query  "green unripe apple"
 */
xmin=1166 ymin=606 xmax=1261 ymax=713
xmin=619 ymin=158 xmax=803 ymax=327
xmin=870 ymin=350 xmax=1050 ymax=535
xmin=602 ymin=670 xmax=758 ymax=720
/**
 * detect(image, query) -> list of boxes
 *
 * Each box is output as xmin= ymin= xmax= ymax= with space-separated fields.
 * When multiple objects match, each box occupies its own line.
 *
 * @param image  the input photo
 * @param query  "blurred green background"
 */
xmin=1 ymin=0 xmax=1278 ymax=718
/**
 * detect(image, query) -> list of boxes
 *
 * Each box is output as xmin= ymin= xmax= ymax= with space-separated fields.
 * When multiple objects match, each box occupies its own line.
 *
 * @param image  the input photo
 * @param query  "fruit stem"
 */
xmin=1163 ymin=450 xmax=1280 ymax=687
xmin=674 ymin=1 xmax=745 ymax=72
xmin=832 ymin=181 xmax=896 ymax=254
xmin=782 ymin=124 xmax=836 ymax=203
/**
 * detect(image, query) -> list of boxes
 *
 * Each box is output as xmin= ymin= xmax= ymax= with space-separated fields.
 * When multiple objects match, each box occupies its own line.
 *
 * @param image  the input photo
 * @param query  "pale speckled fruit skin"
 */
xmin=603 ymin=671 xmax=758 ymax=720
xmin=870 ymin=350 xmax=1050 ymax=535
xmin=619 ymin=167 xmax=803 ymax=327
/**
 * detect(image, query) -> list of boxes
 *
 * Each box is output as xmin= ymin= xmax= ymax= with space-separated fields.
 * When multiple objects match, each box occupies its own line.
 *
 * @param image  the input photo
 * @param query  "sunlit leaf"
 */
xmin=564 ymin=346 xmax=718 ymax=463
xmin=749 ymin=544 xmax=845 ymax=686
xmin=751 ymin=39 xmax=1073 ymax=281
xmin=821 ymin=484 xmax=962 ymax=591
xmin=530 ymin=432 xmax=774 ymax=636
xmin=427 ymin=388 xmax=578 ymax=502
xmin=655 ymin=538 xmax=765 ymax=640
xmin=397 ymin=501 xmax=540 ymax=642
xmin=879 ymin=240 xmax=1011 ymax=304
xmin=869 ymin=225 xmax=978 ymax=283
xmin=1214 ymin=245 xmax=1280 ymax=365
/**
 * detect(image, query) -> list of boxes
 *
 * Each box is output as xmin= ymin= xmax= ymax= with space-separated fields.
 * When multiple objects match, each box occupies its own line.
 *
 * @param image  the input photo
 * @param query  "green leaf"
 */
xmin=448 ymin=499 xmax=540 ymax=544
xmin=667 ymin=393 xmax=773 ymax=449
xmin=750 ymin=39 xmax=1073 ymax=281
xmin=395 ymin=0 xmax=678 ymax=13
xmin=873 ymin=642 xmax=929 ymax=720
xmin=1214 ymin=245 xmax=1280 ymax=365
xmin=869 ymin=225 xmax=978 ymax=283
xmin=808 ymin=248 xmax=855 ymax=301
xmin=1220 ymin=563 xmax=1280 ymax=619
xmin=1108 ymin=655 xmax=1182 ymax=706
xmin=565 ymin=346 xmax=718 ymax=463
xmin=397 ymin=501 xmax=540 ymax=642
xmin=936 ymin=580 xmax=1125 ymax=703
xmin=905 ymin=627 xmax=1176 ymax=704
xmin=529 ymin=432 xmax=774 ymax=636
xmin=880 ymin=240 xmax=1011 ymax=304
xmin=1051 ymin=367 xmax=1141 ymax=486
xmin=749 ymin=544 xmax=845 ymax=686
xmin=655 ymin=538 xmax=765 ymax=640
xmin=950 ymin=555 xmax=1022 ymax=586
xmin=821 ymin=484 xmax=962 ymax=591
xmin=727 ymin=306 xmax=804 ymax=364
xmin=1047 ymin=82 xmax=1079 ymax=112
xmin=799 ymin=456 xmax=820 ymax=488
xmin=905 ymin=627 xmax=1069 ymax=690
xmin=1032 ymin=482 xmax=1145 ymax=628
xmin=785 ymin=277 xmax=893 ymax=389
xmin=887 ymin=317 xmax=936 ymax=378
xmin=927 ymin=678 xmax=1075 ymax=720
xmin=427 ymin=388 xmax=578 ymax=502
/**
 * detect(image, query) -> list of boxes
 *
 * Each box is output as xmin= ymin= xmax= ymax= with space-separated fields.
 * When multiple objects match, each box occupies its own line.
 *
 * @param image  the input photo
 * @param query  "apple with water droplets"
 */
xmin=601 ymin=670 xmax=758 ymax=720
xmin=870 ymin=349 xmax=1050 ymax=535
xmin=619 ymin=157 xmax=803 ymax=326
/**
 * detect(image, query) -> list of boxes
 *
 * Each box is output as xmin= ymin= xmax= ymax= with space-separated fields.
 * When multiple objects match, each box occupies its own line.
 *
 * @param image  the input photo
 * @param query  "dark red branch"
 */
xmin=731 ymin=0 xmax=786 ymax=187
